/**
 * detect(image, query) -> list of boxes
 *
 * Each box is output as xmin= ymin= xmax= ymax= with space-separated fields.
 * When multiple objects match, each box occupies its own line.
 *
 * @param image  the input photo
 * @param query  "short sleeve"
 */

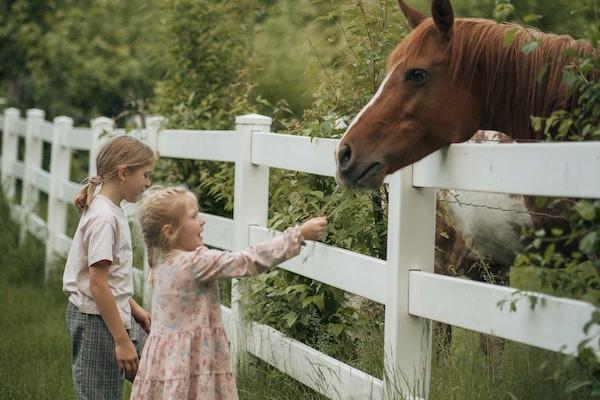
xmin=84 ymin=219 xmax=116 ymax=267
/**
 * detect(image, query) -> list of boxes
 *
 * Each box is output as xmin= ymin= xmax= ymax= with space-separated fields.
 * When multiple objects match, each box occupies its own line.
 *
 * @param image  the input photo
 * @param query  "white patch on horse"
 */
xmin=336 ymin=62 xmax=401 ymax=154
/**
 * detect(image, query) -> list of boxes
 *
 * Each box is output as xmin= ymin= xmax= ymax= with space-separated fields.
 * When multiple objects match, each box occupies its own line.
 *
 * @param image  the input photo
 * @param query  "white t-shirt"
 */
xmin=62 ymin=194 xmax=134 ymax=329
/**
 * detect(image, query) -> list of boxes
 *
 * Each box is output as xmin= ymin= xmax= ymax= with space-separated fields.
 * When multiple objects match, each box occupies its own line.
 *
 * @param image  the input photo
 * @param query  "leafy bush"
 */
xmin=500 ymin=1 xmax=600 ymax=396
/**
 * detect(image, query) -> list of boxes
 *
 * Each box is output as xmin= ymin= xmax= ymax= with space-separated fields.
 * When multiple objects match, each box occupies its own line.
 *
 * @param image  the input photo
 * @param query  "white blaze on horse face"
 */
xmin=336 ymin=61 xmax=402 ymax=157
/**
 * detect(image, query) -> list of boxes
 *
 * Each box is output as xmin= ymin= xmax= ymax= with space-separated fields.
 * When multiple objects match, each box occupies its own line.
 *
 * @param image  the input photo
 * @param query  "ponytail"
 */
xmin=74 ymin=176 xmax=104 ymax=211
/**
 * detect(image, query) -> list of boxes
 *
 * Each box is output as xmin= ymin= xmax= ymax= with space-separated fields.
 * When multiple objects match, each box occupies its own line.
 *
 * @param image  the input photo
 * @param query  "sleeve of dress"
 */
xmin=190 ymin=227 xmax=304 ymax=282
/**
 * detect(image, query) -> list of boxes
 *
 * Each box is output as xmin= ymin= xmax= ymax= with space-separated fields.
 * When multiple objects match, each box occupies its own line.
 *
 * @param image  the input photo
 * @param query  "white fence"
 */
xmin=1 ymin=107 xmax=599 ymax=400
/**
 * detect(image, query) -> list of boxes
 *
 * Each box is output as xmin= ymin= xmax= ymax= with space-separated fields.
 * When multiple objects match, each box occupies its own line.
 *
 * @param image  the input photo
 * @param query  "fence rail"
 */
xmin=1 ymin=107 xmax=599 ymax=400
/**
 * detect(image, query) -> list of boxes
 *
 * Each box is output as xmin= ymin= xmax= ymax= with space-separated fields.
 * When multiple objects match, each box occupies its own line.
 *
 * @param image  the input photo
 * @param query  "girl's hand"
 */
xmin=130 ymin=299 xmax=152 ymax=334
xmin=134 ymin=308 xmax=152 ymax=334
xmin=299 ymin=216 xmax=328 ymax=241
xmin=115 ymin=337 xmax=139 ymax=378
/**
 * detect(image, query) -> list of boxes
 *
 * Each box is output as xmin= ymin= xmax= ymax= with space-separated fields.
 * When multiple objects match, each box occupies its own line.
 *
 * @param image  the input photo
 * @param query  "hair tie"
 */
xmin=88 ymin=175 xmax=104 ymax=185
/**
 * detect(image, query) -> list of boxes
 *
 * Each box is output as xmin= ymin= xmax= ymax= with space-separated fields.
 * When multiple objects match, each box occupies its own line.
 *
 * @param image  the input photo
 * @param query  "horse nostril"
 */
xmin=338 ymin=144 xmax=352 ymax=169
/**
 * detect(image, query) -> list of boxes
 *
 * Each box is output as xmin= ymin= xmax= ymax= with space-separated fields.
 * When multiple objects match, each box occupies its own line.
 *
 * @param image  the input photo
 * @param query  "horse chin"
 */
xmin=336 ymin=166 xmax=386 ymax=190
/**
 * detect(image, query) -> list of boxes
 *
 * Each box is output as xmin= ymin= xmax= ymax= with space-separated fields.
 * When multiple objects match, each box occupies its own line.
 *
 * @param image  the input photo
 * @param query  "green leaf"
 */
xmin=327 ymin=323 xmax=345 ymax=337
xmin=283 ymin=311 xmax=298 ymax=328
xmin=536 ymin=63 xmax=549 ymax=83
xmin=574 ymin=201 xmax=597 ymax=221
xmin=580 ymin=232 xmax=598 ymax=255
xmin=523 ymin=14 xmax=542 ymax=23
xmin=493 ymin=3 xmax=514 ymax=22
xmin=551 ymin=228 xmax=564 ymax=237
xmin=502 ymin=27 xmax=518 ymax=48
xmin=562 ymin=69 xmax=577 ymax=89
xmin=285 ymin=284 xmax=307 ymax=294
xmin=558 ymin=119 xmax=573 ymax=137
xmin=534 ymin=196 xmax=548 ymax=209
xmin=565 ymin=380 xmax=592 ymax=393
xmin=522 ymin=40 xmax=539 ymax=55
xmin=543 ymin=243 xmax=556 ymax=263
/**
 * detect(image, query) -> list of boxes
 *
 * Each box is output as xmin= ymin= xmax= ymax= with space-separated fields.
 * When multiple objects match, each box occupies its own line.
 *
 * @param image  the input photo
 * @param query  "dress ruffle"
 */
xmin=132 ymin=327 xmax=237 ymax=399
xmin=132 ymin=372 xmax=237 ymax=400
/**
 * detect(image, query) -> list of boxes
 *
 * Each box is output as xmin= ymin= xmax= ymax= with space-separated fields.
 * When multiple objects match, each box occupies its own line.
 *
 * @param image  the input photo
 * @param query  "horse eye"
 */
xmin=405 ymin=69 xmax=428 ymax=83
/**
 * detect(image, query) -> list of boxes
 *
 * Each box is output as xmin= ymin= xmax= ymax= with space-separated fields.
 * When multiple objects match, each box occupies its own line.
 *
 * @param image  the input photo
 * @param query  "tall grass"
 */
xmin=0 ymin=190 xmax=73 ymax=398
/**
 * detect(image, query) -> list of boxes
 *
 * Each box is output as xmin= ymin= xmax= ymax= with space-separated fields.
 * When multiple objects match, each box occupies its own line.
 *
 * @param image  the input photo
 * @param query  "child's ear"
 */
xmin=161 ymin=224 xmax=175 ymax=241
xmin=116 ymin=165 xmax=128 ymax=182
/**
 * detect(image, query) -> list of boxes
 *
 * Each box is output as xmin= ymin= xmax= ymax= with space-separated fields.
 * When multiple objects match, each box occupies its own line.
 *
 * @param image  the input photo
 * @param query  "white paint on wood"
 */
xmin=158 ymin=129 xmax=237 ymax=162
xmin=383 ymin=170 xmax=436 ymax=399
xmin=413 ymin=142 xmax=600 ymax=198
xmin=409 ymin=271 xmax=600 ymax=356
xmin=28 ymin=213 xmax=47 ymax=241
xmin=38 ymin=120 xmax=54 ymax=142
xmin=32 ymin=167 xmax=51 ymax=193
xmin=201 ymin=213 xmax=234 ymax=250
xmin=12 ymin=161 xmax=25 ymax=179
xmin=65 ymin=127 xmax=93 ymax=151
xmin=251 ymin=132 xmax=338 ymax=177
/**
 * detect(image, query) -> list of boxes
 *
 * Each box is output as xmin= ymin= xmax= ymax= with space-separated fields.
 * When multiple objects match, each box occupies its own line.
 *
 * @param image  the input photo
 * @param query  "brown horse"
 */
xmin=335 ymin=0 xmax=595 ymax=189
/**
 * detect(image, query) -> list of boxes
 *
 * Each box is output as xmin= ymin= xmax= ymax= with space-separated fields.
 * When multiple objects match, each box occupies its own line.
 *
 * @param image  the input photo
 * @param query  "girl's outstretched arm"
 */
xmin=188 ymin=217 xmax=327 ymax=282
xmin=189 ymin=227 xmax=303 ymax=282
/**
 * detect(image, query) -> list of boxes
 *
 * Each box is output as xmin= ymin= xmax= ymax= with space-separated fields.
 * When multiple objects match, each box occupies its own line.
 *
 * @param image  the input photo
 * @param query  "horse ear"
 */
xmin=397 ymin=0 xmax=426 ymax=29
xmin=431 ymin=0 xmax=454 ymax=36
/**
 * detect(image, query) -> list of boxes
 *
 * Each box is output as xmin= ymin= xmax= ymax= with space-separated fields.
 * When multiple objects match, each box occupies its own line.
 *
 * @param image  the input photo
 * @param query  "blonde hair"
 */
xmin=137 ymin=186 xmax=196 ymax=273
xmin=74 ymin=135 xmax=155 ymax=210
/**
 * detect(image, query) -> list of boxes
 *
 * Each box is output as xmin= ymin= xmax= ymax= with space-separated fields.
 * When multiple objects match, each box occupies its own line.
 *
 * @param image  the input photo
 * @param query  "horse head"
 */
xmin=336 ymin=0 xmax=482 ymax=189
xmin=335 ymin=0 xmax=594 ymax=190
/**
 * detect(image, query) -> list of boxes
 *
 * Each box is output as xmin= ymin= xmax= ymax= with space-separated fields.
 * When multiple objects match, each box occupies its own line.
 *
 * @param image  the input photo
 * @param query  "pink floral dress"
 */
xmin=131 ymin=228 xmax=304 ymax=400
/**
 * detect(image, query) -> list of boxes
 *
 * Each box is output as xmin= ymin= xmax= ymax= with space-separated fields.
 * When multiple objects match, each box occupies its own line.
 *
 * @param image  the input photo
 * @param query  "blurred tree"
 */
xmin=151 ymin=0 xmax=258 ymax=129
xmin=0 ymin=0 xmax=63 ymax=107
xmin=0 ymin=0 xmax=167 ymax=124
xmin=251 ymin=0 xmax=344 ymax=117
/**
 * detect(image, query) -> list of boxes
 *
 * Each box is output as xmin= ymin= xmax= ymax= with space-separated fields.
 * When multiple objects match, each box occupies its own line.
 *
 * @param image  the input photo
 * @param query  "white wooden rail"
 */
xmin=1 ymin=107 xmax=599 ymax=400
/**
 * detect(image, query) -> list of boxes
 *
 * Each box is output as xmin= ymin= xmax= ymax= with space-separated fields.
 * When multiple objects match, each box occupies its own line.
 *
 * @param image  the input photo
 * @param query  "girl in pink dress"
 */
xmin=131 ymin=186 xmax=327 ymax=399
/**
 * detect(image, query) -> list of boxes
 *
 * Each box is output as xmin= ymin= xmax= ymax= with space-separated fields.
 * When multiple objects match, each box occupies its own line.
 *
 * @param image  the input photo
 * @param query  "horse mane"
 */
xmin=394 ymin=18 xmax=597 ymax=139
xmin=451 ymin=19 xmax=595 ymax=139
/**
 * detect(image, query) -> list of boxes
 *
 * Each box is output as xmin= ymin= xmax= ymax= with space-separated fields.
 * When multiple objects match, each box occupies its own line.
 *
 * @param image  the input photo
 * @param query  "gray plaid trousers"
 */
xmin=66 ymin=301 xmax=147 ymax=400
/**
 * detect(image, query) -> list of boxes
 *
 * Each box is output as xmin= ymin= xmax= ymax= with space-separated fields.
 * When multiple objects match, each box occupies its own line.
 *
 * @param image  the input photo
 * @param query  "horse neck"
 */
xmin=451 ymin=21 xmax=594 ymax=141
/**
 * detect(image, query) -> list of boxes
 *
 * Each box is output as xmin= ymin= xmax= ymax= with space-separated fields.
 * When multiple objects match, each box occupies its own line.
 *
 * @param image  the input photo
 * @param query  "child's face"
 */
xmin=123 ymin=163 xmax=153 ymax=203
xmin=174 ymin=194 xmax=205 ymax=251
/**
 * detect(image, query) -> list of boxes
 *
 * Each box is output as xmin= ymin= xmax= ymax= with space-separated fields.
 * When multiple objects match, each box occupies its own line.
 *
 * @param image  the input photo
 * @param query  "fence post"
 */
xmin=1 ymin=108 xmax=20 ymax=201
xmin=19 ymin=108 xmax=45 ymax=244
xmin=89 ymin=117 xmax=114 ymax=178
xmin=383 ymin=167 xmax=436 ymax=399
xmin=45 ymin=116 xmax=73 ymax=283
xmin=141 ymin=115 xmax=164 ymax=310
xmin=231 ymin=113 xmax=272 ymax=371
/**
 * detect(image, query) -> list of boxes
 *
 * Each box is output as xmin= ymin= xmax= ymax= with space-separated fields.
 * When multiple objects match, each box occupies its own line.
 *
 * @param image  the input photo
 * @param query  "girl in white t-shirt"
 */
xmin=63 ymin=135 xmax=155 ymax=399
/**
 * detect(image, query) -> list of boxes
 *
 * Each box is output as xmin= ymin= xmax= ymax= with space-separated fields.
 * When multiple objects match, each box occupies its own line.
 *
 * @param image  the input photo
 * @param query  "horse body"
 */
xmin=435 ymin=131 xmax=532 ymax=280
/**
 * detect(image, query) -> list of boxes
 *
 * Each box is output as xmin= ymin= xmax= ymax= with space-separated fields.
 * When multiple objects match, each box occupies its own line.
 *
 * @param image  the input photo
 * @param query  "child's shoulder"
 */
xmin=79 ymin=197 xmax=121 ymax=227
xmin=163 ymin=246 xmax=211 ymax=264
